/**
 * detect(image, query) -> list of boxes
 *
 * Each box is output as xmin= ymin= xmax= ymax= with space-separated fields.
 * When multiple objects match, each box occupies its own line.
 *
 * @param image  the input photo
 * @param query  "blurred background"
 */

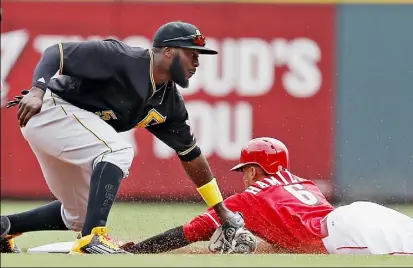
xmin=1 ymin=0 xmax=412 ymax=206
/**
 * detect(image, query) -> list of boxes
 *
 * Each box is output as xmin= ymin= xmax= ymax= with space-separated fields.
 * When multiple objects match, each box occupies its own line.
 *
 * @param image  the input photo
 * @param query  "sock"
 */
xmin=7 ymin=200 xmax=68 ymax=235
xmin=81 ymin=161 xmax=122 ymax=236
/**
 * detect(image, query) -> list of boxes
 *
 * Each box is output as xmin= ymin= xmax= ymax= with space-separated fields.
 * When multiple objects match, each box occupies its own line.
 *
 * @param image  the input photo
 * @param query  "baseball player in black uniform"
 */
xmin=1 ymin=21 xmax=245 ymax=254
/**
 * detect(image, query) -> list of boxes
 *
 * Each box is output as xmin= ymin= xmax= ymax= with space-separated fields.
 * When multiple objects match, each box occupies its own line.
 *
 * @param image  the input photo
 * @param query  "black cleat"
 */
xmin=0 ymin=235 xmax=22 ymax=253
xmin=0 ymin=216 xmax=22 ymax=253
xmin=0 ymin=216 xmax=11 ymax=240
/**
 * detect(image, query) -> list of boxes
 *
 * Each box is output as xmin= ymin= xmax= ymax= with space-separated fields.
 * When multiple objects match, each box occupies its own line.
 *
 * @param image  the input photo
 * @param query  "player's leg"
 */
xmin=53 ymin=101 xmax=133 ymax=254
xmin=24 ymin=146 xmax=127 ymax=254
xmin=47 ymin=92 xmax=133 ymax=253
xmin=0 ymin=145 xmax=122 ymax=254
xmin=47 ymin=93 xmax=134 ymax=231
xmin=4 ymin=156 xmax=75 ymax=235
xmin=0 ymin=93 xmax=71 ymax=253
xmin=12 ymin=91 xmax=133 ymax=253
xmin=0 ymin=151 xmax=82 ymax=253
xmin=321 ymin=206 xmax=372 ymax=254
xmin=343 ymin=201 xmax=413 ymax=255
xmin=322 ymin=201 xmax=413 ymax=255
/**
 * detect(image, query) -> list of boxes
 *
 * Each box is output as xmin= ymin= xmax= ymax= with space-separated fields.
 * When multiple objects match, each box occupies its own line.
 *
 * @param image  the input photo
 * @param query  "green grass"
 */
xmin=1 ymin=201 xmax=412 ymax=267
xmin=3 ymin=253 xmax=413 ymax=267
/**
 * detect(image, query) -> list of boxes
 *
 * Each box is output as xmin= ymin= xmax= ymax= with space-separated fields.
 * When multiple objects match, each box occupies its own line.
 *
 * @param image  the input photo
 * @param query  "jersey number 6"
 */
xmin=283 ymin=184 xmax=319 ymax=206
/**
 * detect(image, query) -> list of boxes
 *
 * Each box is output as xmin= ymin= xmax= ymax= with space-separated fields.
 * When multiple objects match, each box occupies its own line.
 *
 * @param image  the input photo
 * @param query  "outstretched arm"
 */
xmin=180 ymin=154 xmax=236 ymax=223
xmin=121 ymin=226 xmax=288 ymax=255
xmin=122 ymin=206 xmax=221 ymax=254
xmin=121 ymin=226 xmax=189 ymax=254
xmin=147 ymin=104 xmax=241 ymax=225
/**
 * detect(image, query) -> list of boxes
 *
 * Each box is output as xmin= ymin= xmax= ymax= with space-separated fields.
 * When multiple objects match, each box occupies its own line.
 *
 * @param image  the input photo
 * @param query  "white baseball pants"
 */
xmin=20 ymin=90 xmax=134 ymax=231
xmin=322 ymin=201 xmax=413 ymax=255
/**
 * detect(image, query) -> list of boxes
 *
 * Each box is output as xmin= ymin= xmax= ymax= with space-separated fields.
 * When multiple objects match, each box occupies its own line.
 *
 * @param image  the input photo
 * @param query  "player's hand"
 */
xmin=15 ymin=87 xmax=45 ymax=127
xmin=208 ymin=214 xmax=257 ymax=254
xmin=6 ymin=89 xmax=30 ymax=109
xmin=213 ymin=204 xmax=246 ymax=242
xmin=221 ymin=212 xmax=245 ymax=241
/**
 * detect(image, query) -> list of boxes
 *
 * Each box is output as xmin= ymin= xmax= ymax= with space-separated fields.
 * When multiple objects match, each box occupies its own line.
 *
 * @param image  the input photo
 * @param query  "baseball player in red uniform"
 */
xmin=121 ymin=137 xmax=413 ymax=255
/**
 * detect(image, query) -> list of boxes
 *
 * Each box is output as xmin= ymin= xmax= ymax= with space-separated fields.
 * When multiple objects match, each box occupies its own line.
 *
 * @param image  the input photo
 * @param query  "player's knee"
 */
xmin=60 ymin=205 xmax=85 ymax=232
xmin=117 ymin=146 xmax=134 ymax=177
xmin=94 ymin=146 xmax=134 ymax=178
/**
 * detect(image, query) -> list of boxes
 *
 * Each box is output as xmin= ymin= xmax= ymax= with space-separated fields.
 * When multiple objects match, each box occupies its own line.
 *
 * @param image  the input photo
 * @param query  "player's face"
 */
xmin=167 ymin=48 xmax=200 ymax=88
xmin=168 ymin=49 xmax=189 ymax=88
xmin=179 ymin=48 xmax=200 ymax=79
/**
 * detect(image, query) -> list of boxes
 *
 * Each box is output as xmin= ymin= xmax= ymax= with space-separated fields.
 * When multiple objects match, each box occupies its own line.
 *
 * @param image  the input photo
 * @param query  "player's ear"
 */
xmin=250 ymin=166 xmax=257 ymax=179
xmin=164 ymin=47 xmax=174 ymax=58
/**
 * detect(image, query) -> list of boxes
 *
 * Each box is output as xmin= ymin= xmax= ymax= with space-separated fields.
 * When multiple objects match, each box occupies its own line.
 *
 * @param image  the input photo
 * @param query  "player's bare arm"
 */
xmin=146 ymin=91 xmax=245 ymax=236
xmin=180 ymin=154 xmax=236 ymax=223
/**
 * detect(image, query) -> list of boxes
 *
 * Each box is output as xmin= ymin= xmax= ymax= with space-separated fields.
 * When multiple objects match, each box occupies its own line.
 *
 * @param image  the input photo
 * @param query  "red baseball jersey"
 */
xmin=183 ymin=170 xmax=334 ymax=253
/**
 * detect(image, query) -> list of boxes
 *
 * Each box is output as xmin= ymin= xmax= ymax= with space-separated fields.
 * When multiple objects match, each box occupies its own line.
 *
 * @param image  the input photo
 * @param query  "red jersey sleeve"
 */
xmin=183 ymin=194 xmax=246 ymax=243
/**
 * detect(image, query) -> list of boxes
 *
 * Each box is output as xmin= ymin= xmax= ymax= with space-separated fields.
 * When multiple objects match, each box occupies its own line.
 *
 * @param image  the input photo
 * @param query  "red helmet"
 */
xmin=230 ymin=137 xmax=290 ymax=174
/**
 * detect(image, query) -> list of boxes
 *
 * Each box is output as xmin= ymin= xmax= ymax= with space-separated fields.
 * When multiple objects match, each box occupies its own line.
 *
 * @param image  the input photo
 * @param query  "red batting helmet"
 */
xmin=230 ymin=137 xmax=290 ymax=174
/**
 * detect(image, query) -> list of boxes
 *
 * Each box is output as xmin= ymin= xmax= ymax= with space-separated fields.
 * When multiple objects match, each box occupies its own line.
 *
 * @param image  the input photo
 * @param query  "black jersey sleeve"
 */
xmin=58 ymin=39 xmax=125 ymax=79
xmin=31 ymin=44 xmax=61 ymax=91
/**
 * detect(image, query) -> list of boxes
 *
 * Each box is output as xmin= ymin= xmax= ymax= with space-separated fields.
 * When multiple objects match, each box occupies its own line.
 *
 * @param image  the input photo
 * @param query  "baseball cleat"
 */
xmin=1 ymin=216 xmax=11 ymax=240
xmin=69 ymin=227 xmax=129 ymax=254
xmin=0 ymin=235 xmax=22 ymax=253
xmin=0 ymin=216 xmax=21 ymax=253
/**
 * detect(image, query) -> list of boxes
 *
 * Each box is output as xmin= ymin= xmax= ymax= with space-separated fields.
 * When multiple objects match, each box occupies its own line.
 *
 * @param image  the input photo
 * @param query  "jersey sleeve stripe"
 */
xmin=57 ymin=42 xmax=64 ymax=75
xmin=177 ymin=142 xmax=197 ymax=156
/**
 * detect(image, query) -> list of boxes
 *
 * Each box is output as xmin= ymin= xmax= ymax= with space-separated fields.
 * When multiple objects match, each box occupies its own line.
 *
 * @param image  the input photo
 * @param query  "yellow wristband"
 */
xmin=197 ymin=178 xmax=223 ymax=208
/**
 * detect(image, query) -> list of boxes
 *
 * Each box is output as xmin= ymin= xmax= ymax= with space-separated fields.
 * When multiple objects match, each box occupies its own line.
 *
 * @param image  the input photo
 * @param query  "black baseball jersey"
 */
xmin=46 ymin=39 xmax=198 ymax=161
